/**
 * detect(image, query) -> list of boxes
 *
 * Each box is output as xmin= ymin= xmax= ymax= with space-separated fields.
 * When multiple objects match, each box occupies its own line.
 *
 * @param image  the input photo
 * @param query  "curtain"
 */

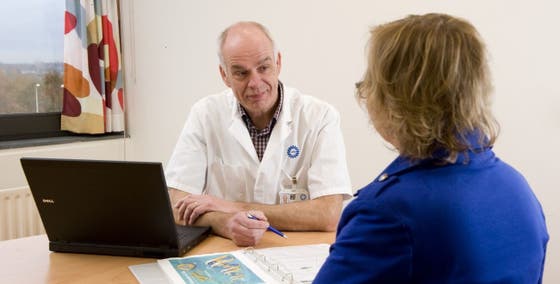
xmin=62 ymin=0 xmax=124 ymax=134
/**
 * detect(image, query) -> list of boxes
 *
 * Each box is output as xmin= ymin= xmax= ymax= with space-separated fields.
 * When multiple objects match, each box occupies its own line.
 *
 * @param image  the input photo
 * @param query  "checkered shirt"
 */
xmin=239 ymin=82 xmax=284 ymax=161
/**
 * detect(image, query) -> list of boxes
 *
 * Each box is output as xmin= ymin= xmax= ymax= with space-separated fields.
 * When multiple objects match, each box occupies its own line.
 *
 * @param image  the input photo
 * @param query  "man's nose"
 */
xmin=247 ymin=71 xmax=262 ymax=88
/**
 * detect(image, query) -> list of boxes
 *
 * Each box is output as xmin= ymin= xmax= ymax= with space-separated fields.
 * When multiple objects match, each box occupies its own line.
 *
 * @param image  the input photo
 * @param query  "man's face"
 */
xmin=219 ymin=27 xmax=282 ymax=120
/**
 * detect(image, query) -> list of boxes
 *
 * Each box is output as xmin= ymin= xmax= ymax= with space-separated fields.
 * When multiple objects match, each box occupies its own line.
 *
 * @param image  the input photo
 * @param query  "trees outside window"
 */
xmin=0 ymin=63 xmax=63 ymax=114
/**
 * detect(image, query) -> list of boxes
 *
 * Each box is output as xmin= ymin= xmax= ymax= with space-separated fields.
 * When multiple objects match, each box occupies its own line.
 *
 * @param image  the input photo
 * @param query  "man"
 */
xmin=166 ymin=21 xmax=352 ymax=246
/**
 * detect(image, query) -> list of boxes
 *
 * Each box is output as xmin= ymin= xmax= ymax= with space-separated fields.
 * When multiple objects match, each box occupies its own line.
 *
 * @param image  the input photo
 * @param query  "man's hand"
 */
xmin=224 ymin=211 xmax=269 ymax=247
xmin=175 ymin=193 xmax=242 ymax=225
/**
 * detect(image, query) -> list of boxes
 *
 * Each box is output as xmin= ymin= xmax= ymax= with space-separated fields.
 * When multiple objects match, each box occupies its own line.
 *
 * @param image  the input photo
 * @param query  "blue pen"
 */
xmin=246 ymin=213 xmax=288 ymax=239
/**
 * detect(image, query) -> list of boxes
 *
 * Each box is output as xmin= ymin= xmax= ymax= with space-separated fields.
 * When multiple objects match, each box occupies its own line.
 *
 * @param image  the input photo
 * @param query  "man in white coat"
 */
xmin=166 ymin=21 xmax=352 ymax=246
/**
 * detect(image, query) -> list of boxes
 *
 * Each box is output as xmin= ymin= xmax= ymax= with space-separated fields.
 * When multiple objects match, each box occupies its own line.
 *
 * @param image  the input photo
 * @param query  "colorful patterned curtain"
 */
xmin=62 ymin=0 xmax=124 ymax=134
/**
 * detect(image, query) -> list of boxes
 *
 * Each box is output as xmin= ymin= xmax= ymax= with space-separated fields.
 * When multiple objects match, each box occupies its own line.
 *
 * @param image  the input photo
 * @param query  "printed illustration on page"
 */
xmin=167 ymin=253 xmax=265 ymax=284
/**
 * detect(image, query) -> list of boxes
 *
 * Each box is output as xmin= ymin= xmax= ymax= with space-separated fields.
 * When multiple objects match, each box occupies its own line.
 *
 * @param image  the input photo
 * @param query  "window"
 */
xmin=0 ymin=0 xmax=64 ymax=143
xmin=0 ymin=0 xmax=64 ymax=115
xmin=0 ymin=1 xmax=123 ymax=146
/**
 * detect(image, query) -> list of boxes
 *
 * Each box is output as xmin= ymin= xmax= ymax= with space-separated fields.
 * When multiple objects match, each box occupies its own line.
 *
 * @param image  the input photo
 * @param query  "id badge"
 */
xmin=279 ymin=187 xmax=309 ymax=204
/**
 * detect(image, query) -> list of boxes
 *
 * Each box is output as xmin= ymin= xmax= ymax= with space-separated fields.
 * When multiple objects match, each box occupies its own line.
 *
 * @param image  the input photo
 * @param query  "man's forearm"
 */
xmin=236 ymin=194 xmax=343 ymax=231
xmin=191 ymin=211 xmax=231 ymax=238
xmin=170 ymin=187 xmax=344 ymax=232
xmin=169 ymin=188 xmax=233 ymax=238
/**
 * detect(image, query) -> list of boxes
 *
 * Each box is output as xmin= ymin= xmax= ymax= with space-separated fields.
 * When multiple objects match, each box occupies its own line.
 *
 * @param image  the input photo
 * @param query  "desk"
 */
xmin=0 ymin=232 xmax=335 ymax=283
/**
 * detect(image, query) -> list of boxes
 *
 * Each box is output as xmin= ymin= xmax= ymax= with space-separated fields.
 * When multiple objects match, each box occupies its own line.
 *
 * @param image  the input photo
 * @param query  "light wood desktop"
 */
xmin=0 ymin=231 xmax=335 ymax=284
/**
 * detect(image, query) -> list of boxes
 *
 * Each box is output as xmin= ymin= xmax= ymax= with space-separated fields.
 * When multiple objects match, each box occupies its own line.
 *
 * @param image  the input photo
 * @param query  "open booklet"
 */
xmin=157 ymin=243 xmax=330 ymax=284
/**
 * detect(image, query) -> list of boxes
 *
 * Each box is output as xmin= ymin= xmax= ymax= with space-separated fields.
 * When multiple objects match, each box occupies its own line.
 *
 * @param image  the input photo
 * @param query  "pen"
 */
xmin=246 ymin=213 xmax=288 ymax=239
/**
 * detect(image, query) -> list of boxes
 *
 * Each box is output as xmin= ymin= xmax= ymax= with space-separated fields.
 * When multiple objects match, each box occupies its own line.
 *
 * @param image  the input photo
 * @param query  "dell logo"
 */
xmin=42 ymin=199 xmax=55 ymax=204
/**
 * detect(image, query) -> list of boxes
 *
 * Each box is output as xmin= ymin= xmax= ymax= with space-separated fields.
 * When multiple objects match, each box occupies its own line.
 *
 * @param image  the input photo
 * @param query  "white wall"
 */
xmin=120 ymin=0 xmax=560 ymax=281
xmin=0 ymin=139 xmax=126 ymax=190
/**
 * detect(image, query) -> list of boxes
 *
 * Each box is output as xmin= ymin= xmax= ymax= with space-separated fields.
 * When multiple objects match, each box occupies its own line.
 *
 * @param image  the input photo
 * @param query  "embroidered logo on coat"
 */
xmin=287 ymin=145 xmax=300 ymax=159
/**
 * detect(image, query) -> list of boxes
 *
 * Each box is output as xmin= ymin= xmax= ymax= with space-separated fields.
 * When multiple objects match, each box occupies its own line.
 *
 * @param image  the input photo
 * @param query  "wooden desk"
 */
xmin=0 ymin=232 xmax=335 ymax=283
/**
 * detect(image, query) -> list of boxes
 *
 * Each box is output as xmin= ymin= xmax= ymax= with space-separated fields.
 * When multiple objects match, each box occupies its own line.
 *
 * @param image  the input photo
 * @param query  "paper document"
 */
xmin=129 ymin=262 xmax=171 ymax=284
xmin=157 ymin=243 xmax=330 ymax=284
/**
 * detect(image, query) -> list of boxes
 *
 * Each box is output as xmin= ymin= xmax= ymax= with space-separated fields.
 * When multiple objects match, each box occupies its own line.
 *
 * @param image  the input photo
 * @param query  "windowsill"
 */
xmin=0 ymin=133 xmax=126 ymax=150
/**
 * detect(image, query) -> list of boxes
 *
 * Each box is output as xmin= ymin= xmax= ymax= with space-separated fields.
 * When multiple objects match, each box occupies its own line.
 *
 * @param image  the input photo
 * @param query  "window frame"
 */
xmin=0 ymin=112 xmax=125 ymax=149
xmin=0 ymin=112 xmax=65 ymax=141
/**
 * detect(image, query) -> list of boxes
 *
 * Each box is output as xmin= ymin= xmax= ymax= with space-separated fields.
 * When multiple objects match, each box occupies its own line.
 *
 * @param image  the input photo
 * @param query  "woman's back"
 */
xmin=315 ymin=148 xmax=548 ymax=283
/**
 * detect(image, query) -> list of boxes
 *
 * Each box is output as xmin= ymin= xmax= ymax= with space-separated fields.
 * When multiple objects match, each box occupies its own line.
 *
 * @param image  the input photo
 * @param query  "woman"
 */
xmin=314 ymin=13 xmax=548 ymax=283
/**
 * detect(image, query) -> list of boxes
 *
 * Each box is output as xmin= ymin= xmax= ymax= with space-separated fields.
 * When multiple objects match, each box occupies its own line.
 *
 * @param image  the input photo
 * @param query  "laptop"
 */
xmin=20 ymin=157 xmax=211 ymax=258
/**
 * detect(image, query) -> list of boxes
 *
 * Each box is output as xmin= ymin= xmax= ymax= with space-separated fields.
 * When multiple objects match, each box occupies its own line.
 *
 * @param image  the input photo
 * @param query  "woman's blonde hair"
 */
xmin=357 ymin=13 xmax=499 ymax=160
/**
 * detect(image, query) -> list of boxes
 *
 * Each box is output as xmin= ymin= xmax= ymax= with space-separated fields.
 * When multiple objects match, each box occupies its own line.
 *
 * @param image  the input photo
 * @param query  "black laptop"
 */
xmin=20 ymin=157 xmax=211 ymax=258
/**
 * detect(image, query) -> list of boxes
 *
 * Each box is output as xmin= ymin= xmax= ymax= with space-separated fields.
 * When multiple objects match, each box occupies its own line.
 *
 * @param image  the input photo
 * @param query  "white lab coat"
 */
xmin=166 ymin=86 xmax=352 ymax=204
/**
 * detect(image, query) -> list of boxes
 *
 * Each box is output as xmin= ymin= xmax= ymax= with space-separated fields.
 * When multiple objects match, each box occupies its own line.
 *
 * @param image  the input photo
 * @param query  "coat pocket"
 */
xmin=207 ymin=159 xmax=253 ymax=201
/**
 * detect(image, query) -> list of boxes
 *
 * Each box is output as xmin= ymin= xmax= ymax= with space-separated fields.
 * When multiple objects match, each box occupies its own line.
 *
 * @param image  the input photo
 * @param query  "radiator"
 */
xmin=0 ymin=187 xmax=45 ymax=241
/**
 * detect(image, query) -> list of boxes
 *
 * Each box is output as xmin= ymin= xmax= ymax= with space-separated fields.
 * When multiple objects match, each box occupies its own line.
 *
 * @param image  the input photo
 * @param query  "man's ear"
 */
xmin=219 ymin=65 xmax=231 ymax=87
xmin=276 ymin=52 xmax=282 ymax=75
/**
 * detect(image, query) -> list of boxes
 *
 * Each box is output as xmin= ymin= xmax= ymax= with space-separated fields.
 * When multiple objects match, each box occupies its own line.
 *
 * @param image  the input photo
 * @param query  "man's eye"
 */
xmin=258 ymin=66 xmax=270 ymax=72
xmin=233 ymin=71 xmax=247 ymax=77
